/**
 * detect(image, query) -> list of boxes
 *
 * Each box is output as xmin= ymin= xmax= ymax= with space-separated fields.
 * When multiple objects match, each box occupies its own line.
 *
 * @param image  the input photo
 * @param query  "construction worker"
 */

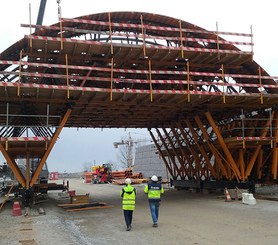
xmin=120 ymin=178 xmax=136 ymax=231
xmin=144 ymin=175 xmax=164 ymax=227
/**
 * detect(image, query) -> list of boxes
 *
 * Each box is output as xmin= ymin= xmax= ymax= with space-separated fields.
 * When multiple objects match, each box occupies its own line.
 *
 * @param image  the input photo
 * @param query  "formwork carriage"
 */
xmin=0 ymin=12 xmax=277 ymax=203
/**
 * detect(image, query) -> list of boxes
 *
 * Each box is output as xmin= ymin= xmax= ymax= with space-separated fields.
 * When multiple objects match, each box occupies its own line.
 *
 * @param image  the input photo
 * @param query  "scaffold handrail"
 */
xmin=1 ymin=59 xmax=278 ymax=82
xmin=24 ymin=35 xmax=253 ymax=55
xmin=21 ymin=23 xmax=254 ymax=47
xmin=1 ymin=80 xmax=278 ymax=98
xmin=0 ymin=136 xmax=51 ymax=142
xmin=61 ymin=17 xmax=253 ymax=37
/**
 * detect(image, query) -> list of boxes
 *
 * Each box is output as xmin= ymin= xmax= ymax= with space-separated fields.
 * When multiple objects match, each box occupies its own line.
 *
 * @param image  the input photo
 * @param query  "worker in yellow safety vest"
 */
xmin=120 ymin=178 xmax=136 ymax=231
xmin=144 ymin=175 xmax=164 ymax=227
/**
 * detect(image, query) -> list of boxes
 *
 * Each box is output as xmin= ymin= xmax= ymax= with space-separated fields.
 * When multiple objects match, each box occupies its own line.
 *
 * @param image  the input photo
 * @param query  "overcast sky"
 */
xmin=0 ymin=0 xmax=277 ymax=172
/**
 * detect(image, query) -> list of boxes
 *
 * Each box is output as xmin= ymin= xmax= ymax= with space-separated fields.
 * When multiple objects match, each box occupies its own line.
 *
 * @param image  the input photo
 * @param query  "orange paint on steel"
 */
xmin=30 ymin=109 xmax=72 ymax=187
xmin=148 ymin=129 xmax=174 ymax=177
xmin=177 ymin=122 xmax=205 ymax=179
xmin=156 ymin=128 xmax=181 ymax=178
xmin=245 ymin=111 xmax=274 ymax=179
xmin=162 ymin=128 xmax=187 ymax=175
xmin=194 ymin=116 xmax=228 ymax=180
xmin=0 ymin=143 xmax=26 ymax=188
xmin=205 ymin=112 xmax=241 ymax=180
xmin=0 ymin=183 xmax=14 ymax=211
xmin=185 ymin=119 xmax=217 ymax=178
xmin=170 ymin=126 xmax=192 ymax=175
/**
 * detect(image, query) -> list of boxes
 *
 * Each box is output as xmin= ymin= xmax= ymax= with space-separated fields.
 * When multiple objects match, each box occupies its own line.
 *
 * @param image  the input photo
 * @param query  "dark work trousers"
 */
xmin=123 ymin=210 xmax=133 ymax=227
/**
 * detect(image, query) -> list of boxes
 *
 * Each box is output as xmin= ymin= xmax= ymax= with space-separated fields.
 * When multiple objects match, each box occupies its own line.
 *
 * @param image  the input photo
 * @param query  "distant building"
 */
xmin=133 ymin=144 xmax=168 ymax=180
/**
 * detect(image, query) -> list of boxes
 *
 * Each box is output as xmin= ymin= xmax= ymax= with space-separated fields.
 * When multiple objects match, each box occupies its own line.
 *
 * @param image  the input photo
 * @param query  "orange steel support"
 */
xmin=30 ymin=109 xmax=72 ymax=187
xmin=156 ymin=128 xmax=181 ymax=178
xmin=194 ymin=116 xmax=228 ymax=179
xmin=149 ymin=129 xmax=174 ymax=177
xmin=245 ymin=111 xmax=274 ymax=179
xmin=162 ymin=128 xmax=187 ymax=174
xmin=0 ymin=143 xmax=26 ymax=188
xmin=177 ymin=122 xmax=204 ymax=179
xmin=185 ymin=119 xmax=217 ymax=178
xmin=170 ymin=126 xmax=192 ymax=176
xmin=205 ymin=112 xmax=241 ymax=180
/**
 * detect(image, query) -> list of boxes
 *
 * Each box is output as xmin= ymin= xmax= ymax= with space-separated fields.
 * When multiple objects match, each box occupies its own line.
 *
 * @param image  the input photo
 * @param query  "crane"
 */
xmin=113 ymin=132 xmax=153 ymax=168
xmin=36 ymin=0 xmax=47 ymax=31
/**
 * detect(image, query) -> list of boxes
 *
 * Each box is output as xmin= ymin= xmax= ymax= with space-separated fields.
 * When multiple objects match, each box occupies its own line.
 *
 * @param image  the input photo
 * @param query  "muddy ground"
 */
xmin=1 ymin=179 xmax=278 ymax=245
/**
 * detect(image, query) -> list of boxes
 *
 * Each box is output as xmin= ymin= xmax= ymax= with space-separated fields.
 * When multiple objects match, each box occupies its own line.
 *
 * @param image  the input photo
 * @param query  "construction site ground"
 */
xmin=1 ymin=179 xmax=278 ymax=245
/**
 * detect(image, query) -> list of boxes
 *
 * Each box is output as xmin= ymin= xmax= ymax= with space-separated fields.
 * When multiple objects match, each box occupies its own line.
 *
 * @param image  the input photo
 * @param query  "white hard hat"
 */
xmin=125 ymin=178 xmax=132 ymax=184
xmin=151 ymin=175 xmax=158 ymax=182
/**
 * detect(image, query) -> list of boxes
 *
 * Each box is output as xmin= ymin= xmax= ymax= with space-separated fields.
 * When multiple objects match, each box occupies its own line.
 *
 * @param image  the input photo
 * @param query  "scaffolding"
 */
xmin=0 ymin=12 xmax=277 ymax=199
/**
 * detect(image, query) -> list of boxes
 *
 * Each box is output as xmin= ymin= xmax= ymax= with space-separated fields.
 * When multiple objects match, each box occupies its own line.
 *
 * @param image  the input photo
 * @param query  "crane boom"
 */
xmin=36 ymin=0 xmax=47 ymax=31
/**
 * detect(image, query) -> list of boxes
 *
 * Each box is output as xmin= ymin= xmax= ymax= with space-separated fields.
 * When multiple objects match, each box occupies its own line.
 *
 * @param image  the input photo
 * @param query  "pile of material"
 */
xmin=111 ymin=169 xmax=146 ymax=185
xmin=58 ymin=192 xmax=113 ymax=212
xmin=111 ymin=170 xmax=143 ymax=179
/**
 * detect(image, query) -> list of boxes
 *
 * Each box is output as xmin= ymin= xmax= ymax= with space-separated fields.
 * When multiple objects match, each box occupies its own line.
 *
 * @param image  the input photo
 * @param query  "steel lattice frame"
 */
xmin=0 ymin=12 xmax=277 ymax=190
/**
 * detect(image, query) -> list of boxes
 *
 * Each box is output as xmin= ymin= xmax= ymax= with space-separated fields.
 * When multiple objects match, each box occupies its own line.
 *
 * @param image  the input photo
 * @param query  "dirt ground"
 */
xmin=1 ymin=179 xmax=278 ymax=245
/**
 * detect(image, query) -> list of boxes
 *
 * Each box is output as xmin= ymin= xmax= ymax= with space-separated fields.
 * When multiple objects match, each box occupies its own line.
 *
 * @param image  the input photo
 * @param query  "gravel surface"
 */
xmin=1 ymin=179 xmax=278 ymax=245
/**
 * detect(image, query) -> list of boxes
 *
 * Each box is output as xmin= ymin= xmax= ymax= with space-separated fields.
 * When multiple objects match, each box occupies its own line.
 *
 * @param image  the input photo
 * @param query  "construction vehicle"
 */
xmin=83 ymin=164 xmax=112 ymax=184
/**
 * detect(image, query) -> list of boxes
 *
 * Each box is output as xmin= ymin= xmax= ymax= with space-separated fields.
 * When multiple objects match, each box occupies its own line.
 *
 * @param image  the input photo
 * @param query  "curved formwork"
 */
xmin=0 ymin=12 xmax=277 ymax=195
